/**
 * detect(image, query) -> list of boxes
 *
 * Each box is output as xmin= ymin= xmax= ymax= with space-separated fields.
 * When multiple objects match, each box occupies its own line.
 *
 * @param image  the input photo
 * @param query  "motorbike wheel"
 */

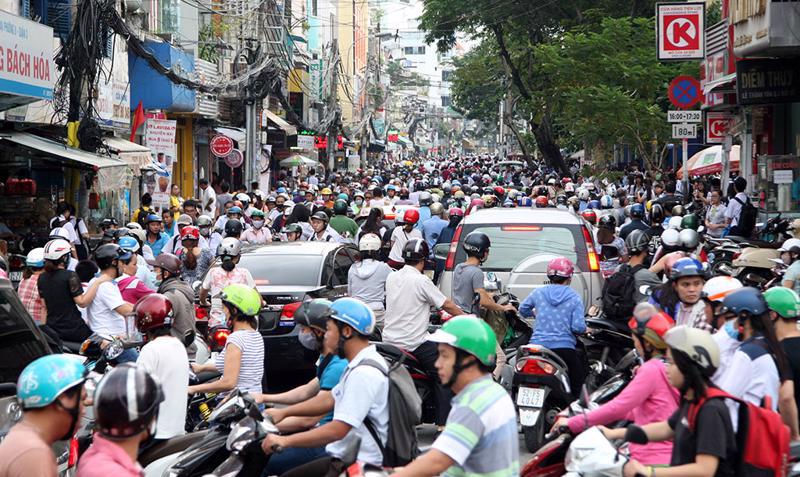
xmin=522 ymin=406 xmax=554 ymax=453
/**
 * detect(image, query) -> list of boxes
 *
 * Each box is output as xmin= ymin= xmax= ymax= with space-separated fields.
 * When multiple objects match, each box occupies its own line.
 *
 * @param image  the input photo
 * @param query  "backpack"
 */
xmin=601 ymin=264 xmax=644 ymax=322
xmin=688 ymin=387 xmax=790 ymax=477
xmin=358 ymin=356 xmax=422 ymax=467
xmin=732 ymin=196 xmax=757 ymax=237
xmin=136 ymin=206 xmax=151 ymax=228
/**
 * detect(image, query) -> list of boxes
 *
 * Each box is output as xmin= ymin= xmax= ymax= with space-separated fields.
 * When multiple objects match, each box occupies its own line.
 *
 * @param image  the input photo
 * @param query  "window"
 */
xmin=404 ymin=46 xmax=426 ymax=55
xmin=238 ymin=254 xmax=322 ymax=286
xmin=442 ymin=70 xmax=453 ymax=82
xmin=441 ymin=96 xmax=452 ymax=108
xmin=416 ymin=46 xmax=426 ymax=55
xmin=403 ymin=46 xmax=414 ymax=55
xmin=312 ymin=0 xmax=317 ymax=16
xmin=332 ymin=248 xmax=355 ymax=286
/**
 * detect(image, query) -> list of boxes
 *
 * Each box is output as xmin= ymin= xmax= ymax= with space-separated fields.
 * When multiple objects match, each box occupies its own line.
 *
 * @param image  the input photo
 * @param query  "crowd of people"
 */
xmin=1 ymin=154 xmax=800 ymax=477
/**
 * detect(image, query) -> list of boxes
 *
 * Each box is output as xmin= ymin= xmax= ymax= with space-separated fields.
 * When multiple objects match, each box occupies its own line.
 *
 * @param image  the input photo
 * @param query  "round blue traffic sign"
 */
xmin=668 ymin=76 xmax=702 ymax=110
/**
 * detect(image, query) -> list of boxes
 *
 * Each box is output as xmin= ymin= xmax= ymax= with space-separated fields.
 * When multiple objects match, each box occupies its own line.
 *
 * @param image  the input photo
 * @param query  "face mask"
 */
xmin=724 ymin=320 xmax=741 ymax=340
xmin=355 ymin=198 xmax=364 ymax=205
xmin=252 ymin=220 xmax=265 ymax=229
xmin=199 ymin=227 xmax=210 ymax=237
xmin=298 ymin=330 xmax=320 ymax=350
xmin=153 ymin=279 xmax=162 ymax=288
xmin=221 ymin=259 xmax=236 ymax=272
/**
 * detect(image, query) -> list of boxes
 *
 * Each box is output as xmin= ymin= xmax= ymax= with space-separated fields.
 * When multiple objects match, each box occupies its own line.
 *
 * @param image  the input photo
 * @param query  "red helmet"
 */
xmin=628 ymin=305 xmax=674 ymax=350
xmin=547 ymin=257 xmax=574 ymax=278
xmin=134 ymin=294 xmax=173 ymax=333
xmin=403 ymin=209 xmax=420 ymax=225
xmin=448 ymin=207 xmax=464 ymax=218
xmin=493 ymin=186 xmax=505 ymax=197
xmin=535 ymin=196 xmax=549 ymax=208
xmin=470 ymin=198 xmax=484 ymax=209
xmin=581 ymin=209 xmax=597 ymax=224
xmin=562 ymin=177 xmax=573 ymax=184
xmin=180 ymin=225 xmax=200 ymax=241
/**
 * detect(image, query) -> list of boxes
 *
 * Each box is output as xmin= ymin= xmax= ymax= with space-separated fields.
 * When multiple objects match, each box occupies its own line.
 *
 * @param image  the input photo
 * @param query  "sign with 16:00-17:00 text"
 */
xmin=668 ymin=110 xmax=701 ymax=123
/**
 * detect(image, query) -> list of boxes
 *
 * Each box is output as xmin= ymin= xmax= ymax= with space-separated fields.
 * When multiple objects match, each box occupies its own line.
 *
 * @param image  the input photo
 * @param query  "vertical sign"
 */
xmin=144 ymin=119 xmax=177 ymax=212
xmin=657 ymin=2 xmax=705 ymax=61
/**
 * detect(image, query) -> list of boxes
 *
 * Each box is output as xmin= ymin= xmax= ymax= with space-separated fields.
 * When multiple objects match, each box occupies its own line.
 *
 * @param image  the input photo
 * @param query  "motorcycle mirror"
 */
xmin=624 ymin=425 xmax=649 ymax=445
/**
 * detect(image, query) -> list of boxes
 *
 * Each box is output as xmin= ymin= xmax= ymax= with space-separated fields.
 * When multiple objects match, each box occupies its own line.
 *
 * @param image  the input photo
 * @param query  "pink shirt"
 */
xmin=567 ymin=358 xmax=680 ymax=465
xmin=116 ymin=275 xmax=154 ymax=305
xmin=76 ymin=434 xmax=143 ymax=477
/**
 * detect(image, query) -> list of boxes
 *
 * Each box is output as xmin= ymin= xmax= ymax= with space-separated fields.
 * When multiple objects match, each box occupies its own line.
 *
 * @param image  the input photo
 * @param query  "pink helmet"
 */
xmin=547 ymin=257 xmax=574 ymax=278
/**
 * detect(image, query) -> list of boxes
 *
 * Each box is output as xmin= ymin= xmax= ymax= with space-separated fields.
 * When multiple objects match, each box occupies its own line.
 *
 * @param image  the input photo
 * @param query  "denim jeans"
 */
xmin=263 ymin=447 xmax=328 ymax=476
xmin=116 ymin=348 xmax=139 ymax=364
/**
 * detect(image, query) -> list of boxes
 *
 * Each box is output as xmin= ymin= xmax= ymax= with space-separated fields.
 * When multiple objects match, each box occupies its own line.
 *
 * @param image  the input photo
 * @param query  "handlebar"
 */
xmin=544 ymin=425 xmax=570 ymax=441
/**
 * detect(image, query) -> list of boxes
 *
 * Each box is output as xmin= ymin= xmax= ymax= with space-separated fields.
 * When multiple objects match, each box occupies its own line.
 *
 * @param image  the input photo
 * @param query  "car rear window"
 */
xmin=237 ymin=254 xmax=322 ymax=286
xmin=0 ymin=289 xmax=50 ymax=385
xmin=454 ymin=224 xmax=586 ymax=271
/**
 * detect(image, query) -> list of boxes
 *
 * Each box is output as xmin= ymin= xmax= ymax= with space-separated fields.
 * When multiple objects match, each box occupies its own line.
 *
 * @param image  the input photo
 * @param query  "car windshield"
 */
xmin=0 ymin=288 xmax=50 ymax=385
xmin=455 ymin=224 xmax=584 ymax=270
xmin=237 ymin=254 xmax=322 ymax=286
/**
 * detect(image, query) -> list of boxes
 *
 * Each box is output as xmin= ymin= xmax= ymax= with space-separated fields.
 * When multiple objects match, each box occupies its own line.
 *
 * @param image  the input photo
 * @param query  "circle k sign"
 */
xmin=657 ymin=2 xmax=705 ymax=61
xmin=210 ymin=135 xmax=235 ymax=158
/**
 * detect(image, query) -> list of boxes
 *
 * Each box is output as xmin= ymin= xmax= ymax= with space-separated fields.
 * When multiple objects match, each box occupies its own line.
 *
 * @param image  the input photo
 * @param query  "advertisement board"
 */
xmin=0 ymin=11 xmax=55 ymax=100
xmin=144 ymin=119 xmax=177 ymax=212
xmin=657 ymin=2 xmax=705 ymax=61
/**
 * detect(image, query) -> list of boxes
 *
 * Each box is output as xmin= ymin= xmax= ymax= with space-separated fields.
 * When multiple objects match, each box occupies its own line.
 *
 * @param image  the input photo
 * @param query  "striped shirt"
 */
xmin=432 ymin=375 xmax=519 ymax=477
xmin=214 ymin=329 xmax=264 ymax=394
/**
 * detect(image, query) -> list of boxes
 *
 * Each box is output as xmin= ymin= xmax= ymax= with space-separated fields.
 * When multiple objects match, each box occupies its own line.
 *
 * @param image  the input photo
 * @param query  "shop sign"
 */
xmin=657 ymin=2 xmax=705 ymax=61
xmin=225 ymin=149 xmax=244 ymax=168
xmin=733 ymin=0 xmax=800 ymax=57
xmin=297 ymin=134 xmax=315 ymax=149
xmin=210 ymin=135 xmax=235 ymax=157
xmin=705 ymin=112 xmax=735 ymax=144
xmin=0 ymin=11 xmax=55 ymax=100
xmin=144 ymin=119 xmax=177 ymax=211
xmin=774 ymin=170 xmax=793 ymax=184
xmin=736 ymin=58 xmax=800 ymax=105
xmin=96 ymin=33 xmax=130 ymax=129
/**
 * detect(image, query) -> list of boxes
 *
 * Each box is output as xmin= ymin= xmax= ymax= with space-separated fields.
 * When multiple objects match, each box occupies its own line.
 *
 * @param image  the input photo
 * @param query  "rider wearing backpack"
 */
xmin=725 ymin=177 xmax=756 ymax=238
xmin=394 ymin=316 xmax=519 ymax=477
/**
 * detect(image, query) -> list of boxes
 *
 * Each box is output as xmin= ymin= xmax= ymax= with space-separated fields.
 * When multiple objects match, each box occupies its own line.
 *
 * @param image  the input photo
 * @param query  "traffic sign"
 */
xmin=705 ymin=112 xmax=734 ymax=144
xmin=210 ymin=135 xmax=235 ymax=158
xmin=657 ymin=2 xmax=705 ymax=61
xmin=668 ymin=76 xmax=702 ymax=110
xmin=668 ymin=110 xmax=701 ymax=123
xmin=672 ymin=123 xmax=697 ymax=139
xmin=224 ymin=149 xmax=244 ymax=168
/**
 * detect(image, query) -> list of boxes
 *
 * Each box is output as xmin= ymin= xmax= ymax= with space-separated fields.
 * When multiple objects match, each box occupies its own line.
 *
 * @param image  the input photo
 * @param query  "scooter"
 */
xmin=581 ymin=315 xmax=634 ymax=392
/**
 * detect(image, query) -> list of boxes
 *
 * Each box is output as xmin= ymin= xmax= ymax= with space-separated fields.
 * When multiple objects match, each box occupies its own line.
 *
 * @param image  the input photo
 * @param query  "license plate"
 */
xmin=708 ymin=252 xmax=715 ymax=262
xmin=519 ymin=408 xmax=540 ymax=426
xmin=517 ymin=386 xmax=545 ymax=408
xmin=9 ymin=271 xmax=21 ymax=282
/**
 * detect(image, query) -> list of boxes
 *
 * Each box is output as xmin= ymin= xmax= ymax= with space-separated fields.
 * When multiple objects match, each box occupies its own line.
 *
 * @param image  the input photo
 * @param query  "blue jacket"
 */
xmin=521 ymin=285 xmax=586 ymax=349
xmin=420 ymin=216 xmax=448 ymax=251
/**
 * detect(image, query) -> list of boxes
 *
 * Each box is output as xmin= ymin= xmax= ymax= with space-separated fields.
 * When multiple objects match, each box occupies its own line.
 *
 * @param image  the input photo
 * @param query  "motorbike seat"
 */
xmin=373 ymin=342 xmax=422 ymax=366
xmin=61 ymin=341 xmax=84 ymax=354
xmin=726 ymin=236 xmax=781 ymax=249
xmin=138 ymin=430 xmax=210 ymax=466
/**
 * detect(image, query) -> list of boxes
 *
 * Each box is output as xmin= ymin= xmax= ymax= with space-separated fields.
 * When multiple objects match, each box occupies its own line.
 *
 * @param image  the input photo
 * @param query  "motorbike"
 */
xmin=719 ymin=246 xmax=781 ymax=288
xmin=581 ymin=315 xmax=634 ymax=392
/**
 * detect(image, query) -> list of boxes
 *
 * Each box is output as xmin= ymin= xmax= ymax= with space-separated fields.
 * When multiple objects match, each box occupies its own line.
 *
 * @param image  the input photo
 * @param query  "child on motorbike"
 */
xmin=554 ymin=304 xmax=679 ymax=465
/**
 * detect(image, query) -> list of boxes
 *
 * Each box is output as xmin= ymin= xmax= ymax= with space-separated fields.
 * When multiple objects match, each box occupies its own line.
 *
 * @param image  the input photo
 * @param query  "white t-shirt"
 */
xmin=383 ymin=265 xmax=446 ymax=351
xmin=725 ymin=192 xmax=748 ymax=228
xmin=200 ymin=186 xmax=217 ymax=214
xmin=137 ymin=336 xmax=189 ymax=439
xmin=388 ymin=227 xmax=422 ymax=263
xmin=86 ymin=279 xmax=127 ymax=336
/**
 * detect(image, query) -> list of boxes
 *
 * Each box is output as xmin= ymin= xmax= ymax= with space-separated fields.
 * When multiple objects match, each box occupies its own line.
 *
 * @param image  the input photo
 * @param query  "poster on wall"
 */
xmin=144 ymin=119 xmax=177 ymax=212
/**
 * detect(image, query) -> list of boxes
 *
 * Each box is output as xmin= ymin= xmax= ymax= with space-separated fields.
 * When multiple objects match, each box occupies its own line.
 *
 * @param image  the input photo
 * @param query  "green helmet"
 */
xmin=429 ymin=315 xmax=496 ymax=366
xmin=221 ymin=284 xmax=261 ymax=317
xmin=333 ymin=199 xmax=349 ymax=215
xmin=251 ymin=209 xmax=265 ymax=219
xmin=764 ymin=287 xmax=800 ymax=319
xmin=681 ymin=214 xmax=699 ymax=231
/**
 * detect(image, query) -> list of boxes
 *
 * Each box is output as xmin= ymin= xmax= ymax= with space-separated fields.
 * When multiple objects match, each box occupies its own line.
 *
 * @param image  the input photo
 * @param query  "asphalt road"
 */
xmin=417 ymin=423 xmax=536 ymax=465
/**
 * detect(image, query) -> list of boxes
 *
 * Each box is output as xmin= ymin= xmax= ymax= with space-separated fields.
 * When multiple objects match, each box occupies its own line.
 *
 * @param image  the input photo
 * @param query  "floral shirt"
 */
xmin=201 ymin=266 xmax=256 ymax=327
xmin=181 ymin=248 xmax=215 ymax=285
xmin=18 ymin=275 xmax=45 ymax=323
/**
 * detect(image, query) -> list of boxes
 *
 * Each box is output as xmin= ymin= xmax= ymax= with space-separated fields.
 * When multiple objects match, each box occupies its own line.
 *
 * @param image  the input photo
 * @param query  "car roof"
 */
xmin=241 ymin=241 xmax=347 ymax=256
xmin=463 ymin=208 xmax=583 ymax=226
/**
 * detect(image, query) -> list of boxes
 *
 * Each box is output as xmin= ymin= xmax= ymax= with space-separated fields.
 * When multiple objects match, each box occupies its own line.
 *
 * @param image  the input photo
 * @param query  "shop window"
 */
xmin=755 ymin=155 xmax=800 ymax=212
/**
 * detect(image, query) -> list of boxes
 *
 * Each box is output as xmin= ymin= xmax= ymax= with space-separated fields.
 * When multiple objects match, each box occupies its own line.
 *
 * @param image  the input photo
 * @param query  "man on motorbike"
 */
xmin=348 ymin=234 xmax=392 ymax=330
xmin=394 ymin=316 xmax=519 ymax=477
xmin=0 ymin=355 xmax=86 ymax=477
xmin=260 ymin=298 xmax=389 ymax=477
xmin=625 ymin=230 xmax=662 ymax=302
xmin=149 ymin=253 xmax=198 ymax=359
xmin=620 ymin=203 xmax=649 ymax=240
xmin=780 ymin=238 xmax=800 ymax=295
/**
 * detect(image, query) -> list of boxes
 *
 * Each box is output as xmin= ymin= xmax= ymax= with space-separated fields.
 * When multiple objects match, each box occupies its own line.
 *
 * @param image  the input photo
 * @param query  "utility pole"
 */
xmin=327 ymin=43 xmax=339 ymax=172
xmin=498 ymin=97 xmax=505 ymax=158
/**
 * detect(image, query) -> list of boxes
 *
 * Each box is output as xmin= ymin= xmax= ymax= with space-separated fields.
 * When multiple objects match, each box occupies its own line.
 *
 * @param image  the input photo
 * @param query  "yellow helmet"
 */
xmin=321 ymin=187 xmax=333 ymax=195
xmin=646 ymin=200 xmax=653 ymax=212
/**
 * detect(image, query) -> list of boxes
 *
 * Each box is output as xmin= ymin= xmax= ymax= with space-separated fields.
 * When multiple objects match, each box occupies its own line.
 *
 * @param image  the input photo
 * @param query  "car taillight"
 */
xmin=280 ymin=301 xmax=302 ymax=322
xmin=195 ymin=305 xmax=209 ymax=321
xmin=582 ymin=226 xmax=600 ymax=272
xmin=445 ymin=225 xmax=463 ymax=271
xmin=68 ymin=437 xmax=79 ymax=467
xmin=516 ymin=358 xmax=556 ymax=375
xmin=212 ymin=329 xmax=230 ymax=348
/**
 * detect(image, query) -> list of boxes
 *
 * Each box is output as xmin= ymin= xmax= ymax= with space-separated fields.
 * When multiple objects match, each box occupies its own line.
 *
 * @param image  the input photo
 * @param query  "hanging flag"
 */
xmin=129 ymin=100 xmax=146 ymax=142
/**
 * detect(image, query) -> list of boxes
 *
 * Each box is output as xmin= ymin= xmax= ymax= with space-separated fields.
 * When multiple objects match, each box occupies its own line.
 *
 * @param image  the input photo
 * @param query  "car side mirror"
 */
xmin=259 ymin=313 xmax=278 ymax=332
xmin=433 ymin=243 xmax=449 ymax=261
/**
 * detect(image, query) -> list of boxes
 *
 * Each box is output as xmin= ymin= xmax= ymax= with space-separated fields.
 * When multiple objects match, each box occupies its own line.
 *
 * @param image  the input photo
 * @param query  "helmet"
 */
xmin=236 ymin=192 xmax=251 ymax=203
xmin=703 ymin=276 xmax=744 ymax=302
xmin=719 ymin=287 xmax=767 ymax=317
xmin=587 ymin=200 xmax=600 ymax=210
xmin=668 ymin=216 xmax=683 ymax=229
xmin=117 ymin=236 xmax=140 ymax=253
xmin=330 ymin=297 xmax=375 ymax=336
xmin=429 ymin=202 xmax=445 ymax=216
xmin=145 ymin=213 xmax=162 ymax=224
xmin=664 ymin=326 xmax=720 ymax=377
xmin=662 ymin=252 xmax=687 ymax=279
xmin=678 ymin=229 xmax=700 ymax=251
xmin=250 ymin=209 xmax=265 ymax=220
xmin=598 ymin=214 xmax=616 ymax=230
xmin=176 ymin=214 xmax=193 ymax=226
xmin=337 ymin=193 xmax=349 ymax=201
xmin=294 ymin=298 xmax=333 ymax=332
xmin=764 ymin=287 xmax=800 ymax=319
xmin=402 ymin=238 xmax=429 ymax=262
xmin=282 ymin=223 xmax=302 ymax=236
xmin=670 ymin=257 xmax=705 ymax=281
xmin=224 ymin=219 xmax=243 ymax=237
xmin=625 ymin=229 xmax=651 ymax=254
xmin=359 ymin=233 xmax=382 ymax=252
xmin=577 ymin=188 xmax=590 ymax=201
xmin=581 ymin=210 xmax=597 ymax=225
xmin=311 ymin=211 xmax=330 ymax=223
xmin=630 ymin=203 xmax=645 ymax=219
xmin=403 ymin=209 xmax=420 ymax=225
xmin=95 ymin=243 xmax=131 ymax=269
xmin=448 ymin=207 xmax=464 ymax=219
xmin=556 ymin=195 xmax=567 ymax=206
xmin=661 ymin=228 xmax=680 ymax=247
xmin=681 ymin=214 xmax=699 ymax=231
xmin=778 ymin=238 xmax=800 ymax=253
xmin=17 ymin=354 xmax=86 ymax=409
xmin=429 ymin=315 xmax=496 ymax=366
xmin=493 ymin=186 xmax=505 ymax=198
xmin=454 ymin=190 xmax=465 ymax=200
xmin=181 ymin=226 xmax=200 ymax=241
xmin=671 ymin=205 xmax=685 ymax=217
xmin=320 ymin=187 xmax=333 ymax=195
xmin=600 ymin=195 xmax=613 ymax=209
xmin=534 ymin=196 xmax=549 ymax=208
xmin=217 ymin=237 xmax=242 ymax=257
xmin=547 ymin=257 xmax=574 ymax=278
xmin=94 ymin=364 xmax=164 ymax=439
xmin=227 ymin=206 xmax=243 ymax=216
xmin=333 ymin=200 xmax=349 ymax=215
xmin=134 ymin=294 xmax=173 ymax=333
xmin=220 ymin=283 xmax=261 ymax=316
xmin=536 ymin=186 xmax=549 ymax=197
xmin=49 ymin=227 xmax=72 ymax=241
xmin=126 ymin=222 xmax=143 ymax=230
xmin=462 ymin=232 xmax=491 ymax=257
xmin=101 ymin=217 xmax=119 ymax=228
xmin=197 ymin=215 xmax=213 ymax=228
xmin=517 ymin=196 xmax=533 ymax=207
xmin=628 ymin=303 xmax=674 ymax=351
xmin=146 ymin=253 xmax=181 ymax=275
xmin=418 ymin=192 xmax=433 ymax=206
xmin=26 ymin=248 xmax=45 ymax=268
xmin=650 ymin=203 xmax=665 ymax=223
xmin=129 ymin=228 xmax=146 ymax=244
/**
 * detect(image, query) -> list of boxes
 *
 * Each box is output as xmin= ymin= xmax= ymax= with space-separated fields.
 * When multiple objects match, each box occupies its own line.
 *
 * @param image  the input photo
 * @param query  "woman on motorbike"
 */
xmin=605 ymin=326 xmax=738 ymax=477
xmin=554 ymin=304 xmax=679 ymax=465
xmin=649 ymin=257 xmax=712 ymax=331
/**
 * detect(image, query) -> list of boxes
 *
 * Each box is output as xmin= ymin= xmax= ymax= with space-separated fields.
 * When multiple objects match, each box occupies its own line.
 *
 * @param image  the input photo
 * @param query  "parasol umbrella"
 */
xmin=677 ymin=145 xmax=740 ymax=179
xmin=279 ymin=154 xmax=317 ymax=167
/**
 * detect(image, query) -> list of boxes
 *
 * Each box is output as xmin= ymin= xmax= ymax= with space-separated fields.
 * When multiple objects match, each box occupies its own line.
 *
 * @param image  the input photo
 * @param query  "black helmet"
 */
xmin=224 ymin=219 xmax=243 ymax=237
xmin=101 ymin=217 xmax=119 ymax=228
xmin=94 ymin=364 xmax=164 ymax=439
xmin=95 ymin=243 xmax=129 ymax=269
xmin=402 ymin=238 xmax=429 ymax=262
xmin=650 ymin=203 xmax=665 ymax=223
xmin=556 ymin=194 xmax=567 ymax=205
xmin=294 ymin=298 xmax=333 ymax=332
xmin=311 ymin=211 xmax=330 ymax=223
xmin=598 ymin=214 xmax=616 ymax=230
xmin=333 ymin=199 xmax=348 ymax=215
xmin=625 ymin=229 xmax=651 ymax=254
xmin=462 ymin=231 xmax=491 ymax=257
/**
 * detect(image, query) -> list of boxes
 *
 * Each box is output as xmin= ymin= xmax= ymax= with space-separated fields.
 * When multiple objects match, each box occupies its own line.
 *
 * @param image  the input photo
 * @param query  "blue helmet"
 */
xmin=330 ymin=297 xmax=375 ymax=336
xmin=587 ymin=200 xmax=600 ymax=210
xmin=145 ymin=213 xmax=161 ymax=224
xmin=600 ymin=195 xmax=613 ymax=209
xmin=720 ymin=286 xmax=767 ymax=317
xmin=630 ymin=203 xmax=645 ymax=219
xmin=117 ymin=235 xmax=140 ymax=253
xmin=277 ymin=187 xmax=287 ymax=194
xmin=517 ymin=196 xmax=533 ymax=207
xmin=670 ymin=257 xmax=705 ymax=281
xmin=227 ymin=206 xmax=243 ymax=215
xmin=17 ymin=355 xmax=87 ymax=409
xmin=386 ymin=184 xmax=396 ymax=191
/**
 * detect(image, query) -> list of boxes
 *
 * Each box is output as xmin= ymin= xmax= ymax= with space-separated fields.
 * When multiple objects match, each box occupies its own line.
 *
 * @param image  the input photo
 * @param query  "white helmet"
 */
xmin=43 ymin=239 xmax=72 ymax=261
xmin=565 ymin=182 xmax=575 ymax=193
xmin=605 ymin=184 xmax=617 ymax=197
xmin=26 ymin=248 xmax=45 ymax=268
xmin=664 ymin=326 xmax=720 ymax=377
xmin=577 ymin=188 xmax=590 ymax=201
xmin=703 ymin=276 xmax=744 ymax=302
xmin=49 ymin=227 xmax=72 ymax=240
xmin=600 ymin=195 xmax=613 ymax=209
xmin=661 ymin=228 xmax=680 ymax=247
xmin=359 ymin=233 xmax=382 ymax=252
xmin=668 ymin=216 xmax=683 ymax=229
xmin=236 ymin=192 xmax=251 ymax=203
xmin=216 ymin=237 xmax=242 ymax=257
xmin=126 ymin=222 xmax=143 ymax=230
xmin=778 ymin=238 xmax=800 ymax=253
